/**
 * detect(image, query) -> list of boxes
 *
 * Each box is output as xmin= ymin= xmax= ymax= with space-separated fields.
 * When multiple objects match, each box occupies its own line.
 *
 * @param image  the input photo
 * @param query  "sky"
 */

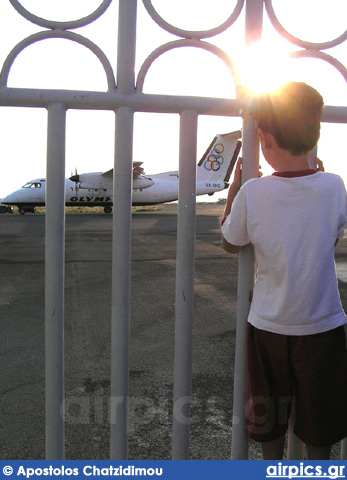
xmin=0 ymin=0 xmax=346 ymax=201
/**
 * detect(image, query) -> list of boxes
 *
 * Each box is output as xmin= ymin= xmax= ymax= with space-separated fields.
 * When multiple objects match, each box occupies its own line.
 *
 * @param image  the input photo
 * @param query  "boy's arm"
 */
xmin=221 ymin=158 xmax=244 ymax=254
xmin=316 ymin=157 xmax=340 ymax=246
xmin=222 ymin=232 xmax=243 ymax=254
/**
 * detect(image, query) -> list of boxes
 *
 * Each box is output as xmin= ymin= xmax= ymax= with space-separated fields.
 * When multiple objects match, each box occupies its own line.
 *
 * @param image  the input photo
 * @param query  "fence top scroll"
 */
xmin=1 ymin=1 xmax=346 ymax=106
xmin=9 ymin=0 xmax=113 ymax=30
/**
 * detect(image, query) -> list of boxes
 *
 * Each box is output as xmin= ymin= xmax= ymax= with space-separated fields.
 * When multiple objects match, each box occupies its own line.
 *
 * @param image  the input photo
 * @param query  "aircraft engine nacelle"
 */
xmin=133 ymin=176 xmax=154 ymax=190
xmin=70 ymin=172 xmax=154 ymax=191
xmin=70 ymin=172 xmax=105 ymax=190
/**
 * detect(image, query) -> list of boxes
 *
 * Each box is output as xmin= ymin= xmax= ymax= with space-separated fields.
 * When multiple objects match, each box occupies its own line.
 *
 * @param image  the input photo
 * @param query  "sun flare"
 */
xmin=239 ymin=41 xmax=292 ymax=96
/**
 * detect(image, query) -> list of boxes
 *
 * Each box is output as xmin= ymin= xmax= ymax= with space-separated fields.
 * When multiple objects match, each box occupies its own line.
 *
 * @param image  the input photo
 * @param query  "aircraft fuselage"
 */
xmin=2 ymin=176 xmax=227 ymax=212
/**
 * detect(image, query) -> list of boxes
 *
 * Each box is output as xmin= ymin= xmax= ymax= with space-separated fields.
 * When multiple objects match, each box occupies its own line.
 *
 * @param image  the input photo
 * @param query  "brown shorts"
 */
xmin=246 ymin=323 xmax=347 ymax=446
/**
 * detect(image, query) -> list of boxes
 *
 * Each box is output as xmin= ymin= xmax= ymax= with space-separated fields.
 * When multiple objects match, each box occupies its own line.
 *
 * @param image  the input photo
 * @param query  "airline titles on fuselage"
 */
xmin=69 ymin=196 xmax=112 ymax=203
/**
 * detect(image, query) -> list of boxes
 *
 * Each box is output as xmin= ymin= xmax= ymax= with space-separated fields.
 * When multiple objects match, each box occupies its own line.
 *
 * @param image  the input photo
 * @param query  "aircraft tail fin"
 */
xmin=197 ymin=131 xmax=241 ymax=182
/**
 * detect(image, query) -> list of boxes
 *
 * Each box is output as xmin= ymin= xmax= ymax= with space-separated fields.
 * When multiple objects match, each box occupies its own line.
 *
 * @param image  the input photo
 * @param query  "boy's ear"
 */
xmin=258 ymin=128 xmax=274 ymax=149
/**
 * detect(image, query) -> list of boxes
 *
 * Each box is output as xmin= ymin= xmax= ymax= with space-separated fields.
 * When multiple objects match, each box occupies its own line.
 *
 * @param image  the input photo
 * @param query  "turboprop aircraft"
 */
xmin=2 ymin=131 xmax=241 ymax=214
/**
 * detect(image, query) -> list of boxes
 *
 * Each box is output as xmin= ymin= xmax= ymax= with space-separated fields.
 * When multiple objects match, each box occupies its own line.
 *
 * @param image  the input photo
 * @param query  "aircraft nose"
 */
xmin=2 ymin=191 xmax=20 ymax=204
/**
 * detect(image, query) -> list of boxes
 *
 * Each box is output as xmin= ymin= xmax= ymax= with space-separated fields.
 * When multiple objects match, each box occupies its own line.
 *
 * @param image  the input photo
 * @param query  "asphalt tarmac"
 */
xmin=1 ymin=204 xmax=347 ymax=460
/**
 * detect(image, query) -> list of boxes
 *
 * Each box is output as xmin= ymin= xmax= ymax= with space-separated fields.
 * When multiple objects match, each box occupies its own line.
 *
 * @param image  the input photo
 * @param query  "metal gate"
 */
xmin=1 ymin=0 xmax=346 ymax=461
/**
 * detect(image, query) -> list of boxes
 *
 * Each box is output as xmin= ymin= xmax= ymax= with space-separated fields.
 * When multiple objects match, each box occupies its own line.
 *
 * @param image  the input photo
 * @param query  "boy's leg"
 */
xmin=261 ymin=439 xmax=331 ymax=460
xmin=246 ymin=325 xmax=293 ymax=448
xmin=261 ymin=435 xmax=285 ymax=460
xmin=292 ymin=326 xmax=347 ymax=449
xmin=306 ymin=444 xmax=331 ymax=460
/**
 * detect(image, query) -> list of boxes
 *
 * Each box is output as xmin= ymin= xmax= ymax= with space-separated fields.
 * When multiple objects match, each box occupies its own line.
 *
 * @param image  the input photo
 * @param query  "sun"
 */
xmin=238 ymin=41 xmax=292 ymax=96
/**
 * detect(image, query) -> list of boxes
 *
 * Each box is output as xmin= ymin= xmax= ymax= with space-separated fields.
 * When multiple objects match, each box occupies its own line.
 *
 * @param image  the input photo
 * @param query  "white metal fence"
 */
xmin=0 ymin=0 xmax=346 ymax=461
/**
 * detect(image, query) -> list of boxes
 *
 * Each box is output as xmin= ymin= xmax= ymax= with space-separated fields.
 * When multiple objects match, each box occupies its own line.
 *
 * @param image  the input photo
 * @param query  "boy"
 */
xmin=221 ymin=82 xmax=347 ymax=459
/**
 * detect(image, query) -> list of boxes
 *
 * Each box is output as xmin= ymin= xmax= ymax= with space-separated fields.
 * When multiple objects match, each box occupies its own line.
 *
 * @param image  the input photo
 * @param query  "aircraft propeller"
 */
xmin=69 ymin=167 xmax=79 ymax=183
xmin=69 ymin=167 xmax=79 ymax=192
xmin=133 ymin=161 xmax=145 ymax=180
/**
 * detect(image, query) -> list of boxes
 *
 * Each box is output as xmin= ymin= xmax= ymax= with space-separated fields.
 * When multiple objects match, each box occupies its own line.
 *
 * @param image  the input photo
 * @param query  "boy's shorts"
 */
xmin=246 ymin=323 xmax=347 ymax=447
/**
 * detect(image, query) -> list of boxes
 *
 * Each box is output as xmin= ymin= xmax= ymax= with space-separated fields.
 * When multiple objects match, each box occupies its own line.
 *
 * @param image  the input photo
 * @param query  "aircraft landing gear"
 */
xmin=18 ymin=207 xmax=35 ymax=215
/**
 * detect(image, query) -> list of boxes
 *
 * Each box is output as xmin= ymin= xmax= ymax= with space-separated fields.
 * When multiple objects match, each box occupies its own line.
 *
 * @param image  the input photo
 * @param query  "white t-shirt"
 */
xmin=222 ymin=171 xmax=347 ymax=335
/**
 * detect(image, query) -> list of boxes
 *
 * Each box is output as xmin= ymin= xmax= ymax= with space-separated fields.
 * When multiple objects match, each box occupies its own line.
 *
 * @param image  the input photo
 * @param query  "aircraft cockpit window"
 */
xmin=22 ymin=182 xmax=41 ymax=188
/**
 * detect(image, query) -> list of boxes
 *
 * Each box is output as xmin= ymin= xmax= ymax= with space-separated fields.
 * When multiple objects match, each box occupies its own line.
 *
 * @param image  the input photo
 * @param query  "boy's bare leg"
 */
xmin=261 ymin=436 xmax=285 ymax=460
xmin=306 ymin=444 xmax=331 ymax=460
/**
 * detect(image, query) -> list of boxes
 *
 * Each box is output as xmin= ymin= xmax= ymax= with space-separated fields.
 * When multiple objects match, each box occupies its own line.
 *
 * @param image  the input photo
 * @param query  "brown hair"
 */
xmin=253 ymin=82 xmax=324 ymax=155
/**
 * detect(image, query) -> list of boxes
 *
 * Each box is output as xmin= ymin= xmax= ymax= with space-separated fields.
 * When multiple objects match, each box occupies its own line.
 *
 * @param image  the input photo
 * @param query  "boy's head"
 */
xmin=253 ymin=82 xmax=324 ymax=155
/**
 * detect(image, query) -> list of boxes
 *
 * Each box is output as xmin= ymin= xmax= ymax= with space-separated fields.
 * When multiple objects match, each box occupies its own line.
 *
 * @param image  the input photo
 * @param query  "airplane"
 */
xmin=2 ymin=131 xmax=241 ymax=214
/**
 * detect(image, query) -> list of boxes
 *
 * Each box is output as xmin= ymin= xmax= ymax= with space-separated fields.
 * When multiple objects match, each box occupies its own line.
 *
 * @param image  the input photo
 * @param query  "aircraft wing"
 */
xmin=102 ymin=162 xmax=145 ymax=180
xmin=102 ymin=169 xmax=113 ymax=177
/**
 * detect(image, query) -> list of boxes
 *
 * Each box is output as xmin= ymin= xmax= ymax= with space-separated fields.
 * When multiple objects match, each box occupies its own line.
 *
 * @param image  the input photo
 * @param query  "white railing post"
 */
xmin=230 ymin=115 xmax=258 ymax=460
xmin=110 ymin=105 xmax=134 ymax=460
xmin=110 ymin=0 xmax=137 ymax=461
xmin=287 ymin=419 xmax=305 ymax=460
xmin=230 ymin=0 xmax=262 ymax=460
xmin=172 ymin=110 xmax=198 ymax=460
xmin=45 ymin=102 xmax=67 ymax=460
xmin=286 ymin=151 xmax=318 ymax=460
xmin=341 ymin=437 xmax=347 ymax=459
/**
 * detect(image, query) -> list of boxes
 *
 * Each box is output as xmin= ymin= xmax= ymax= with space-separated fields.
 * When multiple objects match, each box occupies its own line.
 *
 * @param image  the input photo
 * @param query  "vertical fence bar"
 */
xmin=286 ymin=147 xmax=318 ymax=459
xmin=117 ymin=0 xmax=137 ymax=94
xmin=230 ymin=115 xmax=259 ymax=460
xmin=308 ymin=146 xmax=318 ymax=169
xmin=231 ymin=0 xmax=262 ymax=460
xmin=109 ymin=0 xmax=137 ymax=460
xmin=341 ymin=438 xmax=347 ymax=459
xmin=172 ymin=110 xmax=198 ymax=460
xmin=45 ymin=103 xmax=67 ymax=460
xmin=287 ymin=423 xmax=305 ymax=460
xmin=244 ymin=0 xmax=264 ymax=45
xmin=110 ymin=106 xmax=134 ymax=460
xmin=286 ymin=148 xmax=318 ymax=460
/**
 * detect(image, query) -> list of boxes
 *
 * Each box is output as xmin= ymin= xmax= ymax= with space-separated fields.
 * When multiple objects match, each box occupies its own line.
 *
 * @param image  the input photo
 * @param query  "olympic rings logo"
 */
xmin=204 ymin=143 xmax=224 ymax=171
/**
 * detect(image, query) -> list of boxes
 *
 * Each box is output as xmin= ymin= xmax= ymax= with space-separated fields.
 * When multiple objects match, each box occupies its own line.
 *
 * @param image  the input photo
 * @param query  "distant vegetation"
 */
xmin=132 ymin=205 xmax=163 ymax=212
xmin=10 ymin=205 xmax=164 ymax=214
